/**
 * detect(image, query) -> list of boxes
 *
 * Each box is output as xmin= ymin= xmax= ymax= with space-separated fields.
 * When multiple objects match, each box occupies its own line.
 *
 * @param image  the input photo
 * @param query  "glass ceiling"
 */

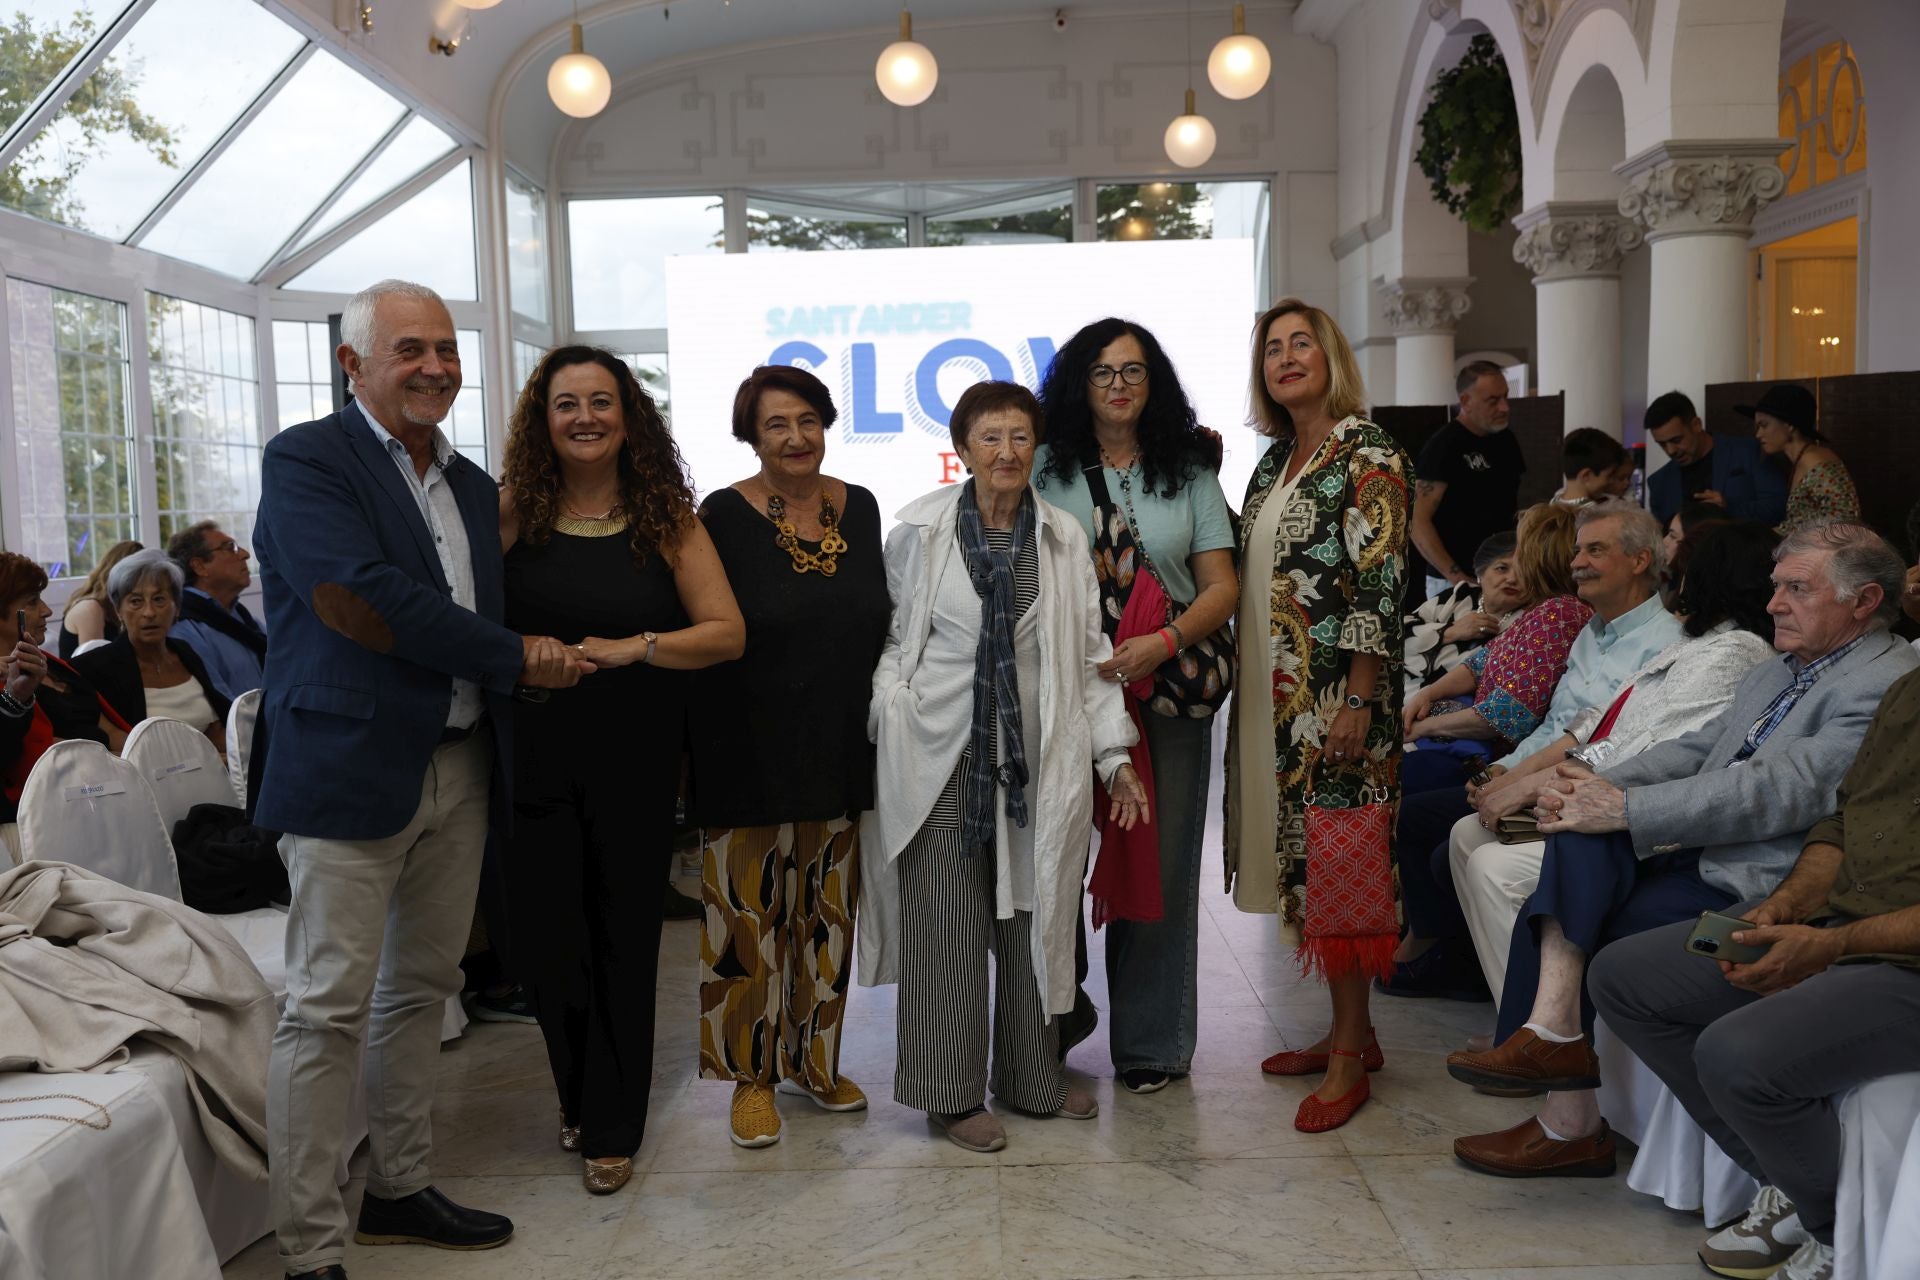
xmin=0 ymin=1 xmax=470 ymax=285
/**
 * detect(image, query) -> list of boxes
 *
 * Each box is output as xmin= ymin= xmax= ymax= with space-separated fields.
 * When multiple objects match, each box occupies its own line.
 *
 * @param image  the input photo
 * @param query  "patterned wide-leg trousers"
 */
xmin=698 ymin=818 xmax=859 ymax=1088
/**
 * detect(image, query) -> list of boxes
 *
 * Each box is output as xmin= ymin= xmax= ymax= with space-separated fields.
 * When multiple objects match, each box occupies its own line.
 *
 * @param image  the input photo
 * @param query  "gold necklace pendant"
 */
xmin=767 ymin=492 xmax=845 ymax=575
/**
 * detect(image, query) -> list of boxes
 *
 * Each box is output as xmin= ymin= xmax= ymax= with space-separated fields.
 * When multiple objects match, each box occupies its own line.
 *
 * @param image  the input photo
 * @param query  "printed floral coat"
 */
xmin=1225 ymin=416 xmax=1411 ymax=928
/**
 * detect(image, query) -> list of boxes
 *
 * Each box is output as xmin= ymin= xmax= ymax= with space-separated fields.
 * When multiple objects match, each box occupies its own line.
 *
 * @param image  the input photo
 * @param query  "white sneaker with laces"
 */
xmin=1699 ymin=1184 xmax=1809 ymax=1278
xmin=1779 ymin=1239 xmax=1833 ymax=1280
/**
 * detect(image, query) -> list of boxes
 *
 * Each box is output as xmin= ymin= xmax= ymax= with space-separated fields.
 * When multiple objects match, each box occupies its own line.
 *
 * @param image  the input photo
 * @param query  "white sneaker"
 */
xmin=1779 ymin=1239 xmax=1834 ymax=1280
xmin=1699 ymin=1184 xmax=1809 ymax=1278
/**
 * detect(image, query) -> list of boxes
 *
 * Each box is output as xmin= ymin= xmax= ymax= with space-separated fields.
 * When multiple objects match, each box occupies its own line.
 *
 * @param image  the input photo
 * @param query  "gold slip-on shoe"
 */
xmin=583 ymin=1157 xmax=632 ymax=1195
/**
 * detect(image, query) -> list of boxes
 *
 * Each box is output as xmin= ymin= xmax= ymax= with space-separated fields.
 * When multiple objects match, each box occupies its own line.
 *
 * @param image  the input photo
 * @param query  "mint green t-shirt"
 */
xmin=1033 ymin=443 xmax=1236 ymax=604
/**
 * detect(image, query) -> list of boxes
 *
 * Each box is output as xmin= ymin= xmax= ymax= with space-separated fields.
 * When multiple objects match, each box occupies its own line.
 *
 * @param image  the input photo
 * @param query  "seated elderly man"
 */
xmin=1591 ymin=663 xmax=1920 ymax=1280
xmin=167 ymin=519 xmax=267 ymax=701
xmin=1444 ymin=520 xmax=1917 ymax=1180
xmin=1382 ymin=499 xmax=1683 ymax=999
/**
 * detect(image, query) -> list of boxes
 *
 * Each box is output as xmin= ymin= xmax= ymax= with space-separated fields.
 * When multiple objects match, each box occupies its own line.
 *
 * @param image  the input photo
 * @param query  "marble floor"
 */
xmin=224 ymin=771 xmax=1716 ymax=1280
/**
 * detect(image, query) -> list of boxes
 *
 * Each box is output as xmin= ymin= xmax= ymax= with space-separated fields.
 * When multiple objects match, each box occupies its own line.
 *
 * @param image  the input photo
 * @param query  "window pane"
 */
xmin=444 ymin=328 xmax=486 ymax=472
xmin=6 ymin=277 xmax=135 ymax=579
xmin=928 ymin=187 xmax=1073 ymax=245
xmin=294 ymin=114 xmax=457 ymax=251
xmin=567 ymin=196 xmax=721 ymax=330
xmin=272 ymin=318 xmax=333 ymax=431
xmin=284 ymin=161 xmax=476 ymax=300
xmin=2 ymin=0 xmax=303 ymax=238
xmin=0 ymin=1 xmax=130 ymax=140
xmin=618 ymin=351 xmax=670 ymax=420
xmin=148 ymin=292 xmax=260 ymax=544
xmin=1096 ymin=180 xmax=1268 ymax=294
xmin=140 ymin=49 xmax=407 ymax=279
xmin=746 ymin=199 xmax=905 ymax=252
xmin=512 ymin=338 xmax=545 ymax=396
xmin=506 ymin=174 xmax=549 ymax=323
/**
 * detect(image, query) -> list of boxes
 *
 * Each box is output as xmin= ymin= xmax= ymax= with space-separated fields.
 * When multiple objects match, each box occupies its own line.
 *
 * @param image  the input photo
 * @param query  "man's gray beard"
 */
xmin=1485 ymin=419 xmax=1512 ymax=433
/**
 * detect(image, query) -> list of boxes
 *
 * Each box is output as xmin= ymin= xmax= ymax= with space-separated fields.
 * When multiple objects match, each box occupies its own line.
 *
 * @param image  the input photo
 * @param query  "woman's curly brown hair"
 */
xmin=502 ymin=346 xmax=695 ymax=565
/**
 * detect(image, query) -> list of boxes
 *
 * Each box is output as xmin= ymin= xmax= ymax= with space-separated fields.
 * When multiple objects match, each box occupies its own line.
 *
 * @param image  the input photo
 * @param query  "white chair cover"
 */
xmin=1836 ymin=1071 xmax=1920 ymax=1280
xmin=16 ymin=739 xmax=182 ymax=901
xmin=70 ymin=638 xmax=110 ymax=657
xmin=1595 ymin=1018 xmax=1758 ymax=1225
xmin=123 ymin=717 xmax=236 ymax=833
xmin=225 ymin=688 xmax=261 ymax=807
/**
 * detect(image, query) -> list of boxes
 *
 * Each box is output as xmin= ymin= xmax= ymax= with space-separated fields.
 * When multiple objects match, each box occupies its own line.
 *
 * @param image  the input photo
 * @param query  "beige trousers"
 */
xmin=1447 ymin=812 xmax=1546 ymax=1009
xmin=269 ymin=734 xmax=493 ymax=1273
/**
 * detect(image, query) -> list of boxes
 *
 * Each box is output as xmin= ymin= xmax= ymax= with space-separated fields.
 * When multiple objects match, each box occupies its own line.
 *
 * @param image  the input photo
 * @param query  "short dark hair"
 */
xmin=949 ymin=381 xmax=1042 ymax=456
xmin=1675 ymin=500 xmax=1728 ymax=538
xmin=730 ymin=364 xmax=838 ymax=444
xmin=1561 ymin=427 xmax=1630 ymax=481
xmin=166 ymin=519 xmax=223 ymax=587
xmin=1471 ymin=531 xmax=1516 ymax=578
xmin=1456 ymin=360 xmax=1505 ymax=397
xmin=1643 ymin=390 xmax=1698 ymax=435
xmin=1672 ymin=521 xmax=1779 ymax=641
xmin=0 ymin=551 xmax=49 ymax=614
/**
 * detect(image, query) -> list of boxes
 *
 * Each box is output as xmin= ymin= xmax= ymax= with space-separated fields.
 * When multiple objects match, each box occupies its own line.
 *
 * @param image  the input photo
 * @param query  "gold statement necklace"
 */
xmin=767 ymin=491 xmax=847 ymax=576
xmin=555 ymin=497 xmax=628 ymax=538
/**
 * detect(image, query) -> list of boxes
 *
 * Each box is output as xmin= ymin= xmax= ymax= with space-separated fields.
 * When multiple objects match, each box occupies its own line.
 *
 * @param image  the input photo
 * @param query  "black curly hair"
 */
xmin=1672 ymin=520 xmax=1779 ymax=642
xmin=1035 ymin=317 xmax=1221 ymax=498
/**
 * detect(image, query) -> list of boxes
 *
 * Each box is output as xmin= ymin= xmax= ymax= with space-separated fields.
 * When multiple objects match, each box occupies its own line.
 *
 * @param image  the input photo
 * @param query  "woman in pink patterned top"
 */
xmin=1402 ymin=504 xmax=1589 ymax=765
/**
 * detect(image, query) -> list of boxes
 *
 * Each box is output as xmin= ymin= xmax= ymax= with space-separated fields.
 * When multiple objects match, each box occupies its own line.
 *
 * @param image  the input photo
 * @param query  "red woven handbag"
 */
xmin=1298 ymin=758 xmax=1399 ymax=983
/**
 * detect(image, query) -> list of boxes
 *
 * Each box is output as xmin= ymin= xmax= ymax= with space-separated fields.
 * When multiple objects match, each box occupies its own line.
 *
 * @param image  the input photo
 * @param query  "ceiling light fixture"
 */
xmin=548 ymin=18 xmax=612 ymax=118
xmin=876 ymin=9 xmax=938 ymax=107
xmin=1207 ymin=4 xmax=1271 ymax=99
xmin=1164 ymin=3 xmax=1216 ymax=168
xmin=452 ymin=0 xmax=500 ymax=9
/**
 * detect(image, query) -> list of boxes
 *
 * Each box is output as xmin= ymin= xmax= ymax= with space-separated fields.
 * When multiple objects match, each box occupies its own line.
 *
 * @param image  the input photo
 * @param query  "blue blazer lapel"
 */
xmin=338 ymin=403 xmax=449 ymax=593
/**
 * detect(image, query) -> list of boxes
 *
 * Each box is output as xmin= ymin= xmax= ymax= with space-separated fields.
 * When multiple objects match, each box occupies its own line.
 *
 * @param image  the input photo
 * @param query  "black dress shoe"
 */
xmin=353 ymin=1185 xmax=513 ymax=1251
xmin=1372 ymin=943 xmax=1492 ymax=1002
xmin=286 ymin=1267 xmax=347 ymax=1279
xmin=1056 ymin=988 xmax=1099 ymax=1062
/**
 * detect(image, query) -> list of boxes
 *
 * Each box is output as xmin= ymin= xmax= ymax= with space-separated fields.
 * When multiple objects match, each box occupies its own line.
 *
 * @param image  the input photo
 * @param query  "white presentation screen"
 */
xmin=664 ymin=239 xmax=1264 ymax=525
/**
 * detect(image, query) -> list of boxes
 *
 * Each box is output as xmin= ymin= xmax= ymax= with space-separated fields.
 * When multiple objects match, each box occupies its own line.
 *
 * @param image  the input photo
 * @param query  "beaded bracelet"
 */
xmin=1166 ymin=621 xmax=1186 ymax=651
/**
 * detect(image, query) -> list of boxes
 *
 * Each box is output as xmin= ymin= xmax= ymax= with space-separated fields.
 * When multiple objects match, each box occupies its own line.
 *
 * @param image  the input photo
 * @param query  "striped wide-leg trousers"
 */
xmin=892 ymin=822 xmax=1067 ymax=1116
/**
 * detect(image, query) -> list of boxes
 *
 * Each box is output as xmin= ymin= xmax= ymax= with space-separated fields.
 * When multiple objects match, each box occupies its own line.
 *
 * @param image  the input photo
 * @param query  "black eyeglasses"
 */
xmin=1087 ymin=362 xmax=1149 ymax=388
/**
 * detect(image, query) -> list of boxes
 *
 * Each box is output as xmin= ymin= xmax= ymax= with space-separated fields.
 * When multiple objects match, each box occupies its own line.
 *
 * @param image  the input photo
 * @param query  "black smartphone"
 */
xmin=13 ymin=609 xmax=24 ymax=645
xmin=1683 ymin=910 xmax=1771 ymax=965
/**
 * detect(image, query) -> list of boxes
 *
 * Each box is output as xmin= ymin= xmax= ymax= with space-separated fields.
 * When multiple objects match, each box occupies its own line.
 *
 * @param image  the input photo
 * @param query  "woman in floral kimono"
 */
xmin=1225 ymin=298 xmax=1411 ymax=1134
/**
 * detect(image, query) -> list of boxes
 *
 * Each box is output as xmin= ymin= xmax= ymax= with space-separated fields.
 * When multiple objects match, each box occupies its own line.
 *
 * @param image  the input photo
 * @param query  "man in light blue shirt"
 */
xmin=167 ymin=519 xmax=268 ymax=700
xmin=1382 ymin=500 xmax=1683 ymax=999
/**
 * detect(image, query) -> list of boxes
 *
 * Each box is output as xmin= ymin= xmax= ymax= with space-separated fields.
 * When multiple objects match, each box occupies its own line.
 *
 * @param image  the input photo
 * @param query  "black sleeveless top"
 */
xmin=504 ymin=525 xmax=691 ymax=752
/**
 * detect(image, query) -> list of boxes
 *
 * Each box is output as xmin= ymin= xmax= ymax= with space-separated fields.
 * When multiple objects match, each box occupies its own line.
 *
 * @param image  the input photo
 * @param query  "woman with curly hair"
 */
xmin=1033 ymin=318 xmax=1238 ymax=1096
xmin=498 ymin=346 xmax=744 ymax=1196
xmin=1224 ymin=298 xmax=1412 ymax=1133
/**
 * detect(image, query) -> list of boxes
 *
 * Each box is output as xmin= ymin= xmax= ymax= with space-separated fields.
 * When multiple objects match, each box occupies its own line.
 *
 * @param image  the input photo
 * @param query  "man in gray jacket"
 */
xmin=1440 ymin=520 xmax=1917 ymax=1178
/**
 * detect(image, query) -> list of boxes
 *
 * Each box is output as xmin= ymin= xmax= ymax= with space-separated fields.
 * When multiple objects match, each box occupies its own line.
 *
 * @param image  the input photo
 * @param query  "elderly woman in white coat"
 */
xmin=860 ymin=380 xmax=1148 ymax=1155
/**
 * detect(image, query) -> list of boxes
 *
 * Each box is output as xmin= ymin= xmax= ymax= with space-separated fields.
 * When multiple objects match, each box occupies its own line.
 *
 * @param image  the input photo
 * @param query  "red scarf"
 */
xmin=3 ymin=704 xmax=56 ymax=810
xmin=1088 ymin=567 xmax=1166 ymax=928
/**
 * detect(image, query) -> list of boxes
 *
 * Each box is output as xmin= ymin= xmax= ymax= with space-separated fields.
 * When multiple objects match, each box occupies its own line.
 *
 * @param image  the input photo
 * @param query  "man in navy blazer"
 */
xmin=252 ymin=279 xmax=585 ymax=1280
xmin=1645 ymin=390 xmax=1789 ymax=528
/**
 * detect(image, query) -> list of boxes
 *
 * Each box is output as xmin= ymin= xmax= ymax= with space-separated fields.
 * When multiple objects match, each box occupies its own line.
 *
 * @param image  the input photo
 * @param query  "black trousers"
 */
xmin=1395 ymin=780 xmax=1475 ymax=941
xmin=507 ymin=755 xmax=671 ymax=1160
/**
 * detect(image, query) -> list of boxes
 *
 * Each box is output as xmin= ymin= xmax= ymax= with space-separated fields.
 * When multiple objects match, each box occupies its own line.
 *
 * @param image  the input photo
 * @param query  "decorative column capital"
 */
xmin=1615 ymin=140 xmax=1789 ymax=241
xmin=1379 ymin=277 xmax=1473 ymax=336
xmin=1511 ymin=201 xmax=1644 ymax=281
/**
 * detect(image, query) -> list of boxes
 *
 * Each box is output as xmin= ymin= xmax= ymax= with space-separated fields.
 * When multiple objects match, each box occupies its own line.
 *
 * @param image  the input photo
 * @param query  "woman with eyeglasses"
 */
xmin=1034 ymin=319 xmax=1239 ymax=1096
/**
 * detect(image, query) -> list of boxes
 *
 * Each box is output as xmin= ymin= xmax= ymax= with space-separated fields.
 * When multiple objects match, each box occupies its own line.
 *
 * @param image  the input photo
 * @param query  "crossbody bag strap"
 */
xmin=1101 ymin=461 xmax=1182 ymax=610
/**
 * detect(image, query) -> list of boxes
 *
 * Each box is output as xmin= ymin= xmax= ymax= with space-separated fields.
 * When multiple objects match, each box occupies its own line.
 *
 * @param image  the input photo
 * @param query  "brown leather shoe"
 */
xmin=1446 ymin=1027 xmax=1600 ymax=1092
xmin=1454 ymin=1116 xmax=1616 ymax=1178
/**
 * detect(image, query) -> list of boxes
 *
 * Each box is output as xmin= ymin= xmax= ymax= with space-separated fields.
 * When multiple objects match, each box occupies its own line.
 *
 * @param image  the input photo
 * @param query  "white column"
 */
xmin=1379 ymin=277 xmax=1472 ymax=406
xmin=1617 ymin=141 xmax=1786 ymax=463
xmin=1512 ymin=202 xmax=1643 ymax=438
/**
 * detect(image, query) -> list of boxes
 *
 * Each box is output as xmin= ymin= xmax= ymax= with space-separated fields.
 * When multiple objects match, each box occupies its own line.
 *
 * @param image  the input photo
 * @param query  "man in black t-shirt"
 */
xmin=1412 ymin=361 xmax=1525 ymax=596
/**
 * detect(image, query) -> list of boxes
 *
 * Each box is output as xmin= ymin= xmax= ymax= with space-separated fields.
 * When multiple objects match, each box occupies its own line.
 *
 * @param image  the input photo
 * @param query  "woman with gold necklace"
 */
xmin=499 ymin=347 xmax=744 ymax=1196
xmin=688 ymin=364 xmax=891 ymax=1149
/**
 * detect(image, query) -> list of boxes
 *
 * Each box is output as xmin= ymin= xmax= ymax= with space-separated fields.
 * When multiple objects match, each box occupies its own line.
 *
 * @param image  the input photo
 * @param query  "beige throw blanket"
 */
xmin=0 ymin=860 xmax=275 ymax=1180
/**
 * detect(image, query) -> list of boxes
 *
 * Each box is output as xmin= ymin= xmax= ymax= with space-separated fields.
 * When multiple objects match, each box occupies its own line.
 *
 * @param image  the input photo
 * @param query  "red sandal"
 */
xmin=1293 ymin=1047 xmax=1372 ymax=1133
xmin=1262 ymin=1029 xmax=1384 ymax=1077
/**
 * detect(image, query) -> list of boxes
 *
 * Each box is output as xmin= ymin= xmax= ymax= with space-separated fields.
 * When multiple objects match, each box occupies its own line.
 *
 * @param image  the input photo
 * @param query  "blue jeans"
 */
xmin=1104 ymin=712 xmax=1214 ymax=1075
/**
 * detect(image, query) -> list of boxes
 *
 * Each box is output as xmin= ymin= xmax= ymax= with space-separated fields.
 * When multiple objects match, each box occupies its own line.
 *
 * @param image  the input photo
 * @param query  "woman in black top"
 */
xmin=499 ymin=347 xmax=743 ymax=1197
xmin=689 ymin=365 xmax=889 ymax=1150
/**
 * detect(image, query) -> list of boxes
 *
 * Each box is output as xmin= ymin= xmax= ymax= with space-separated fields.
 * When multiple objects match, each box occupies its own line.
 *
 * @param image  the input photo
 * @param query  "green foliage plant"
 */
xmin=1414 ymin=34 xmax=1522 ymax=233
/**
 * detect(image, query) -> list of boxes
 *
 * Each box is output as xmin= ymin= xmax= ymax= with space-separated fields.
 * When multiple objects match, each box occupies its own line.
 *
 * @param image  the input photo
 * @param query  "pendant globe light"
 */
xmin=548 ymin=19 xmax=612 ymax=119
xmin=1163 ymin=4 xmax=1216 ymax=168
xmin=453 ymin=0 xmax=502 ymax=9
xmin=876 ymin=9 xmax=938 ymax=107
xmin=1207 ymin=4 xmax=1271 ymax=99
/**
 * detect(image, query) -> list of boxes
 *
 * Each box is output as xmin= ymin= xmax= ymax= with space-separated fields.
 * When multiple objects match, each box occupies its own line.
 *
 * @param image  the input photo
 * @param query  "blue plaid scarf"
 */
xmin=957 ymin=479 xmax=1034 ymax=855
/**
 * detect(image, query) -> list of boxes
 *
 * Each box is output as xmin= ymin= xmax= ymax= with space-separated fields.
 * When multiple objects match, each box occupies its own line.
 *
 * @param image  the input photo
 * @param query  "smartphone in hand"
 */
xmin=1683 ymin=910 xmax=1771 ymax=965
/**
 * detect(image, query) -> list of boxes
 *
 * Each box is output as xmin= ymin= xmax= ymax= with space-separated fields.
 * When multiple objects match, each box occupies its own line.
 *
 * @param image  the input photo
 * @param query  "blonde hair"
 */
xmin=1511 ymin=503 xmax=1579 ymax=607
xmin=1249 ymin=298 xmax=1368 ymax=437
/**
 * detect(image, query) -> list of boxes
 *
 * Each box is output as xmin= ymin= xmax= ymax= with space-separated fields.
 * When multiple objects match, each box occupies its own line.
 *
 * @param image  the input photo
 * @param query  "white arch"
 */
xmin=1643 ymin=0 xmax=1789 ymax=149
xmin=1532 ymin=9 xmax=1642 ymax=205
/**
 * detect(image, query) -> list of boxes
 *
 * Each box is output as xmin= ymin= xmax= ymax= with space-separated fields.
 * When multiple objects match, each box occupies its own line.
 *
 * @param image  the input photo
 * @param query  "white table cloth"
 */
xmin=0 ymin=1067 xmax=220 ymax=1279
xmin=1835 ymin=1071 xmax=1920 ymax=1280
